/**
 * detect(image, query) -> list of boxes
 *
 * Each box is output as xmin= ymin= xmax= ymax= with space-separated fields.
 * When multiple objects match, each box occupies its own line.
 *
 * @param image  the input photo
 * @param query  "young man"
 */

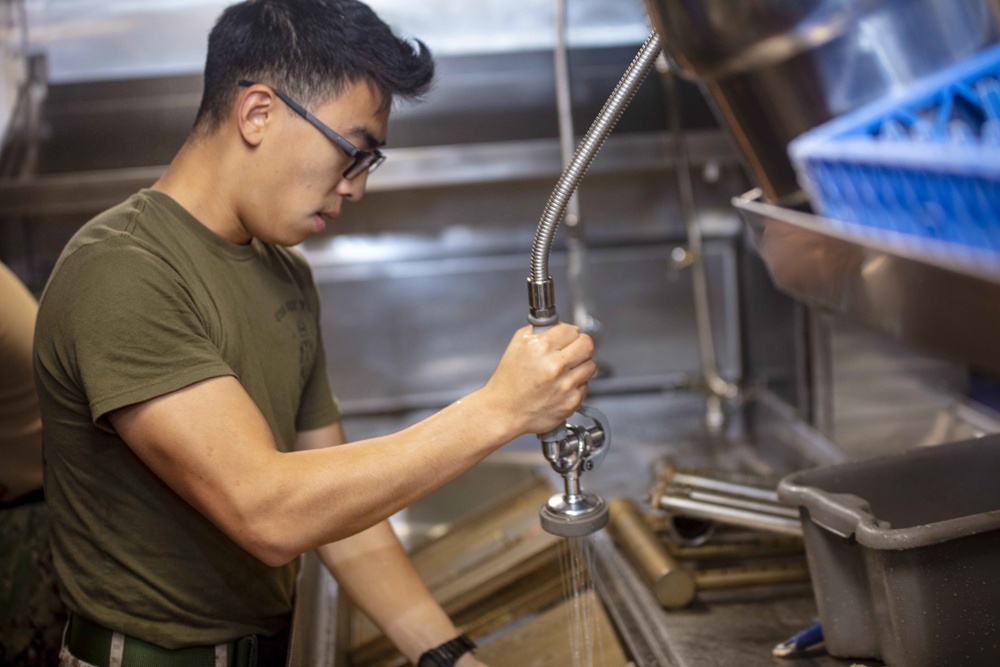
xmin=33 ymin=1 xmax=595 ymax=666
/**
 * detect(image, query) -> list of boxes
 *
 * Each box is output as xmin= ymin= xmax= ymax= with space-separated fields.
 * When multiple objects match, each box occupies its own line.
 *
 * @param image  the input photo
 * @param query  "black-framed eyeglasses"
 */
xmin=238 ymin=80 xmax=385 ymax=180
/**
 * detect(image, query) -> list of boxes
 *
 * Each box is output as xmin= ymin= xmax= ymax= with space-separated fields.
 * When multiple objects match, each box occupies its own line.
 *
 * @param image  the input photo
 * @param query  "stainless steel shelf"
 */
xmin=734 ymin=189 xmax=1000 ymax=374
xmin=0 ymin=130 xmax=736 ymax=218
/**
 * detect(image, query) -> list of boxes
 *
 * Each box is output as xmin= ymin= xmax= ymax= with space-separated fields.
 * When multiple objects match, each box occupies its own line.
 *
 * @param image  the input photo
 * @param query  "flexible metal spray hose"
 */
xmin=529 ymin=31 xmax=662 ymax=300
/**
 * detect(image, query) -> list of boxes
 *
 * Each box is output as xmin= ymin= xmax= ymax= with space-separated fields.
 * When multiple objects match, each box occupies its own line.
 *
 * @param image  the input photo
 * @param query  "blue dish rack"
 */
xmin=789 ymin=44 xmax=1000 ymax=251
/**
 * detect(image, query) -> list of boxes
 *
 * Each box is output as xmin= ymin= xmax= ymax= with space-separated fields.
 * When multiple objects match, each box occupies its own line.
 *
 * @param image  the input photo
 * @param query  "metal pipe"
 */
xmin=664 ymin=515 xmax=715 ymax=546
xmin=528 ymin=30 xmax=662 ymax=321
xmin=667 ymin=469 xmax=781 ymax=503
xmin=564 ymin=468 xmax=581 ymax=500
xmin=678 ymin=488 xmax=800 ymax=520
xmin=694 ymin=562 xmax=810 ymax=590
xmin=608 ymin=498 xmax=697 ymax=609
xmin=553 ymin=0 xmax=577 ymax=201
xmin=666 ymin=536 xmax=804 ymax=561
xmin=658 ymin=58 xmax=738 ymax=408
xmin=554 ymin=0 xmax=601 ymax=340
xmin=654 ymin=494 xmax=803 ymax=536
xmin=608 ymin=498 xmax=807 ymax=607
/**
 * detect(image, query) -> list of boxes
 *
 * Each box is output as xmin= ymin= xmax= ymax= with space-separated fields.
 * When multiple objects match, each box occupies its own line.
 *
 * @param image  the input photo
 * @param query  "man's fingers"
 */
xmin=559 ymin=333 xmax=595 ymax=368
xmin=533 ymin=322 xmax=580 ymax=348
xmin=572 ymin=383 xmax=590 ymax=412
xmin=495 ymin=323 xmax=597 ymax=434
xmin=567 ymin=360 xmax=598 ymax=388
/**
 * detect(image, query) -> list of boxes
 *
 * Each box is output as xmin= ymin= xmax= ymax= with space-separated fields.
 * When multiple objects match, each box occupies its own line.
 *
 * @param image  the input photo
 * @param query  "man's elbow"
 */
xmin=254 ymin=545 xmax=299 ymax=568
xmin=225 ymin=508 xmax=301 ymax=567
xmin=240 ymin=522 xmax=300 ymax=567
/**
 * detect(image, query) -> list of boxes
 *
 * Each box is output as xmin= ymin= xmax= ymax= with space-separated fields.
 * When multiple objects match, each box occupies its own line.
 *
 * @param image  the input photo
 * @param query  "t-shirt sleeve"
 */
xmin=42 ymin=239 xmax=235 ymax=431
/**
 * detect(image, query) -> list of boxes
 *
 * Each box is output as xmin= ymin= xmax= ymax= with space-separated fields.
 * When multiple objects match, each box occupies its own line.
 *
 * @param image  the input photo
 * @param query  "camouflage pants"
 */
xmin=0 ymin=499 xmax=68 ymax=666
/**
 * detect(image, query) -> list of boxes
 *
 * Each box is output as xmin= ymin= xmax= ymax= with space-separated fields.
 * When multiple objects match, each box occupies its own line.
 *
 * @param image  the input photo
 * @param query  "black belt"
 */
xmin=66 ymin=614 xmax=290 ymax=667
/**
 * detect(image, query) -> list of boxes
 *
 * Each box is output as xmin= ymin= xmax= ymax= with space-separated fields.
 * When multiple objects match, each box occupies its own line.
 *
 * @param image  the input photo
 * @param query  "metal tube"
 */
xmin=564 ymin=469 xmax=582 ymax=500
xmin=554 ymin=0 xmax=601 ymax=339
xmin=654 ymin=495 xmax=803 ymax=536
xmin=667 ymin=536 xmax=804 ymax=561
xmin=659 ymin=60 xmax=738 ymax=404
xmin=554 ymin=0 xmax=581 ymax=232
xmin=608 ymin=498 xmax=697 ymax=609
xmin=667 ymin=469 xmax=782 ymax=503
xmin=529 ymin=31 xmax=662 ymax=290
xmin=808 ymin=308 xmax=836 ymax=436
xmin=679 ymin=488 xmax=800 ymax=519
xmin=694 ymin=562 xmax=811 ymax=590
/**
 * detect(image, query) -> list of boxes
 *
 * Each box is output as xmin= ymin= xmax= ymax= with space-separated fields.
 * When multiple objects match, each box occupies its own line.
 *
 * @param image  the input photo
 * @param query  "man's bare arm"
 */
xmin=107 ymin=324 xmax=594 ymax=567
xmin=297 ymin=424 xmax=484 ymax=666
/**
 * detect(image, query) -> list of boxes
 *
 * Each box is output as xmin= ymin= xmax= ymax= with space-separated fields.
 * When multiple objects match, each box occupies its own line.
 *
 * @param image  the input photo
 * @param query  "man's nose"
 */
xmin=335 ymin=171 xmax=368 ymax=201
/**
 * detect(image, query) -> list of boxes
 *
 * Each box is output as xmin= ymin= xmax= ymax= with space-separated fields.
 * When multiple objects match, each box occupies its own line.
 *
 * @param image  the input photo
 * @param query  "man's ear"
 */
xmin=236 ymin=85 xmax=277 ymax=147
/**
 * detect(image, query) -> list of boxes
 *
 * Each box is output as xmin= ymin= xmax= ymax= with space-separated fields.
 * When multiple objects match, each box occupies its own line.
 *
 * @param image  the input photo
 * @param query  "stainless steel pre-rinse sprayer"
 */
xmin=529 ymin=31 xmax=662 ymax=537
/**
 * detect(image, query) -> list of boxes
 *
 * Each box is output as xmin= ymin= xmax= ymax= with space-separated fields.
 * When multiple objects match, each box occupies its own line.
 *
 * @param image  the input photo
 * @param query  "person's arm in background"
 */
xmin=297 ymin=422 xmax=485 ymax=667
xmin=0 ymin=262 xmax=67 ymax=667
xmin=0 ymin=262 xmax=43 ymax=502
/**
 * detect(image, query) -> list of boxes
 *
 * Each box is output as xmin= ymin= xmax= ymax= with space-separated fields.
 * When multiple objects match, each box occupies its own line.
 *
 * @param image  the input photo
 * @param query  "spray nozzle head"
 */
xmin=540 ymin=491 xmax=609 ymax=537
xmin=538 ymin=406 xmax=611 ymax=537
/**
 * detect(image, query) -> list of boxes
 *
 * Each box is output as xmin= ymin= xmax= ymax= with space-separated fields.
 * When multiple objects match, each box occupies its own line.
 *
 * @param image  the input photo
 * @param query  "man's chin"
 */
xmin=256 ymin=231 xmax=311 ymax=248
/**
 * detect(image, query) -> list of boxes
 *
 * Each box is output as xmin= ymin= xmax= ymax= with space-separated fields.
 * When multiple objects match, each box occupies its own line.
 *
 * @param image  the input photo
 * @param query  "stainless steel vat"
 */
xmin=644 ymin=0 xmax=1000 ymax=203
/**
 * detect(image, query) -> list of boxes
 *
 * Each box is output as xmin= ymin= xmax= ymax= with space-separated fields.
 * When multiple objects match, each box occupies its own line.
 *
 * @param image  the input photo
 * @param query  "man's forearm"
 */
xmin=259 ymin=387 xmax=516 ymax=563
xmin=318 ymin=521 xmax=461 ymax=664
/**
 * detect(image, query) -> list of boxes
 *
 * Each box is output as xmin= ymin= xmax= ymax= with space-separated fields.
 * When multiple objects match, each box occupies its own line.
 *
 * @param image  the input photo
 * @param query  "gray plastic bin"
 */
xmin=778 ymin=434 xmax=1000 ymax=667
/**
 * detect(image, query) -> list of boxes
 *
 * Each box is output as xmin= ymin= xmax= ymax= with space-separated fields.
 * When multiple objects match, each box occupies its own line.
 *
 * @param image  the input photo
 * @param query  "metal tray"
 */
xmin=734 ymin=188 xmax=1000 ymax=375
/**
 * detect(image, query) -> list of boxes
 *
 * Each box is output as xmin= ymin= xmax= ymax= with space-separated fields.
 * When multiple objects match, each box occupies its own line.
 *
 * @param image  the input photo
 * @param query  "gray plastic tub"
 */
xmin=778 ymin=435 xmax=1000 ymax=666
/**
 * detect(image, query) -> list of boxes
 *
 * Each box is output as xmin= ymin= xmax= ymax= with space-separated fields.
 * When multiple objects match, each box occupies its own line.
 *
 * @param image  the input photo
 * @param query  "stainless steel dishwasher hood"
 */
xmin=644 ymin=0 xmax=1000 ymax=203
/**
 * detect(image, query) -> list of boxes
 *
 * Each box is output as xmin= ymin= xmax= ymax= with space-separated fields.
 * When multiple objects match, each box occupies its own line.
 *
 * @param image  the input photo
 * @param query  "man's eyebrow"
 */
xmin=348 ymin=126 xmax=386 ymax=150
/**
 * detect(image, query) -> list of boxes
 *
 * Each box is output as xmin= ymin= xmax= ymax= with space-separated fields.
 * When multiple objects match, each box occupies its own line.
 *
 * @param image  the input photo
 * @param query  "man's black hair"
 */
xmin=194 ymin=0 xmax=434 ymax=131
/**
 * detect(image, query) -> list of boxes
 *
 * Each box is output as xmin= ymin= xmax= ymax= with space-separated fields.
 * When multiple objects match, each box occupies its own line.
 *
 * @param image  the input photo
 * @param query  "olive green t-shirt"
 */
xmin=33 ymin=189 xmax=341 ymax=648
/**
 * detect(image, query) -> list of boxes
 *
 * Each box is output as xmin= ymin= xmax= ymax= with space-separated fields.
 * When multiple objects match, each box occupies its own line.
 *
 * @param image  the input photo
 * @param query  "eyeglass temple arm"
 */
xmin=236 ymin=79 xmax=360 ymax=158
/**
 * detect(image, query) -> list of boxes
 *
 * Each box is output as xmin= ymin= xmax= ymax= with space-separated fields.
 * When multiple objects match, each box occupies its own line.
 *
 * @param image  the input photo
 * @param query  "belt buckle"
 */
xmin=234 ymin=634 xmax=258 ymax=667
